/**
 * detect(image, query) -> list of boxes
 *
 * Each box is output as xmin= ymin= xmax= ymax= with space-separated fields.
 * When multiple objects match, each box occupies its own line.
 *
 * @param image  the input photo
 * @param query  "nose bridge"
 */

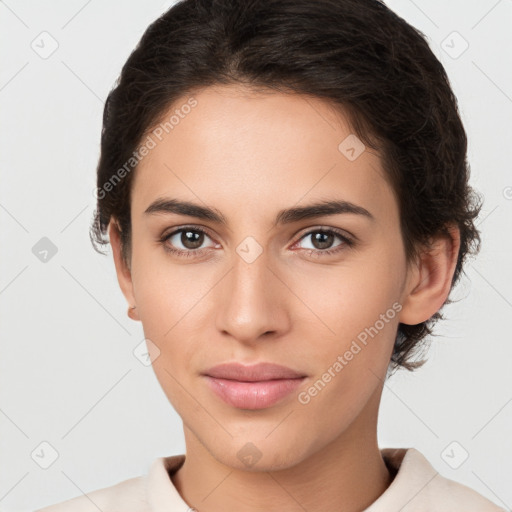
xmin=216 ymin=237 xmax=283 ymax=340
xmin=233 ymin=241 xmax=269 ymax=297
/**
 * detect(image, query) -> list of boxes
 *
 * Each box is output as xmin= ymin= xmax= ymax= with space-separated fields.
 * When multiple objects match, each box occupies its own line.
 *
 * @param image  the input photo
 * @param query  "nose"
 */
xmin=215 ymin=244 xmax=290 ymax=344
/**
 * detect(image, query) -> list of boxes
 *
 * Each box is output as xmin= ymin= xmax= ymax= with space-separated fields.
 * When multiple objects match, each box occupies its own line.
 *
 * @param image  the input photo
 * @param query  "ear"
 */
xmin=399 ymin=224 xmax=461 ymax=325
xmin=108 ymin=218 xmax=140 ymax=322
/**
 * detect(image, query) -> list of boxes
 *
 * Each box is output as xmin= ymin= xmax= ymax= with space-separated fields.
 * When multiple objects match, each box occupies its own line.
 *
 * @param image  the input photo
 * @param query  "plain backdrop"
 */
xmin=0 ymin=1 xmax=511 ymax=511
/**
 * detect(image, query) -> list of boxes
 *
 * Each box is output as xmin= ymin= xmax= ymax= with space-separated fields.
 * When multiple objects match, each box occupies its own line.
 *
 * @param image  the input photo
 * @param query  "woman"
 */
xmin=37 ymin=0 xmax=505 ymax=510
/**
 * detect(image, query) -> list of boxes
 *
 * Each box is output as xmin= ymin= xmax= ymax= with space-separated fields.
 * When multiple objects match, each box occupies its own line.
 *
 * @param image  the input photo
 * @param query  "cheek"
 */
xmin=287 ymin=242 xmax=404 ymax=345
xmin=295 ymin=296 xmax=398 ymax=442
xmin=130 ymin=236 xmax=207 ymax=329
xmin=290 ymin=246 xmax=403 ymax=406
xmin=129 ymin=244 xmax=217 ymax=382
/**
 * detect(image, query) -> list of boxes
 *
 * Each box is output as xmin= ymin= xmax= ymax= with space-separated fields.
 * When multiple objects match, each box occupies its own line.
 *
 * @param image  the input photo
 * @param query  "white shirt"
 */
xmin=35 ymin=447 xmax=507 ymax=511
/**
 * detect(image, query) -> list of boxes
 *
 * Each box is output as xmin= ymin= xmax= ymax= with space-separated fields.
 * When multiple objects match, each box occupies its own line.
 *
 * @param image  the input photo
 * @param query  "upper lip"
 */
xmin=203 ymin=362 xmax=306 ymax=382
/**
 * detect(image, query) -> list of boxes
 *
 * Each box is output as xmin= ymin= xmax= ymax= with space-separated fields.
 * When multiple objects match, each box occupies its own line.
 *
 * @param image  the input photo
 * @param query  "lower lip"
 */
xmin=204 ymin=376 xmax=306 ymax=410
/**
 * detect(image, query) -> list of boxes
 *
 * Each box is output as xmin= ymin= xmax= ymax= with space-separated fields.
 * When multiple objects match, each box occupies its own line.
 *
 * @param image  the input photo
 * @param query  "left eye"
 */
xmin=294 ymin=229 xmax=351 ymax=252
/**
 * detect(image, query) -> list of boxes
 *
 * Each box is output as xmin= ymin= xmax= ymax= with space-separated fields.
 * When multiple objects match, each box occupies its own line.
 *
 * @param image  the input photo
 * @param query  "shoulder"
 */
xmin=34 ymin=474 xmax=148 ymax=512
xmin=34 ymin=454 xmax=187 ymax=512
xmin=428 ymin=471 xmax=507 ymax=511
xmin=377 ymin=447 xmax=507 ymax=512
xmin=419 ymin=450 xmax=507 ymax=512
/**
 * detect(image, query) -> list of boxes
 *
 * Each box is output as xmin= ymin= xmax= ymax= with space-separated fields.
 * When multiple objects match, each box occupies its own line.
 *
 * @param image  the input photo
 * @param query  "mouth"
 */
xmin=202 ymin=362 xmax=307 ymax=410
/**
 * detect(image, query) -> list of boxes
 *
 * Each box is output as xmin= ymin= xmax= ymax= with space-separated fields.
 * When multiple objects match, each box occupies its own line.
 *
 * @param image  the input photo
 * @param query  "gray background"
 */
xmin=1 ymin=1 xmax=511 ymax=511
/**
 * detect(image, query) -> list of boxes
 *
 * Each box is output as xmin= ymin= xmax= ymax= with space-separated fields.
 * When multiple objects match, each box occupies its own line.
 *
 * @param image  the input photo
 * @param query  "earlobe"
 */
xmin=399 ymin=224 xmax=461 ymax=326
xmin=127 ymin=305 xmax=139 ymax=321
xmin=108 ymin=219 xmax=140 ymax=322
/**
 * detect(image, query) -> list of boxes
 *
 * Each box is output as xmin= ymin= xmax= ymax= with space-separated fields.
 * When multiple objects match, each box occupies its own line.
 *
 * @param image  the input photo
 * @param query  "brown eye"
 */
xmin=294 ymin=228 xmax=354 ymax=256
xmin=160 ymin=226 xmax=218 ymax=257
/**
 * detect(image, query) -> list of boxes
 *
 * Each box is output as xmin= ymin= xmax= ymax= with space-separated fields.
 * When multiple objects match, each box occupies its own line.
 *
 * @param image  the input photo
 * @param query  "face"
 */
xmin=112 ymin=84 xmax=425 ymax=471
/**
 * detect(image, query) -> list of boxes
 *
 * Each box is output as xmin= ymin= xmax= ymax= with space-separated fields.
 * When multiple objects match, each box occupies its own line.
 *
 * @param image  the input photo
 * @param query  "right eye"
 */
xmin=159 ymin=226 xmax=219 ymax=258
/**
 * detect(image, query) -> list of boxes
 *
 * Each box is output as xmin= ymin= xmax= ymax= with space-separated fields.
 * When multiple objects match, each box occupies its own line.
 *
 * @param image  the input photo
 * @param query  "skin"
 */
xmin=109 ymin=84 xmax=460 ymax=512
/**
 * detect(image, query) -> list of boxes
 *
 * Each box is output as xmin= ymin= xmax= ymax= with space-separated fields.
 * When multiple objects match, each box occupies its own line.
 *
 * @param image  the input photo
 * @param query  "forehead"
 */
xmin=132 ymin=84 xmax=397 ymax=227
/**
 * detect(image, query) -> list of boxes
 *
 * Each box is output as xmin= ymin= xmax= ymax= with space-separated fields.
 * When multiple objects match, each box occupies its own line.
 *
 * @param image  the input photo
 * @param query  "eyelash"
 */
xmin=159 ymin=225 xmax=355 ymax=259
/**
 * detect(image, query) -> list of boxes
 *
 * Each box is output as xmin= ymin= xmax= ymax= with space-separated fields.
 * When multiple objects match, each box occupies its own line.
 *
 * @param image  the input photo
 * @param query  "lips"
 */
xmin=202 ymin=362 xmax=307 ymax=409
xmin=203 ymin=362 xmax=306 ymax=381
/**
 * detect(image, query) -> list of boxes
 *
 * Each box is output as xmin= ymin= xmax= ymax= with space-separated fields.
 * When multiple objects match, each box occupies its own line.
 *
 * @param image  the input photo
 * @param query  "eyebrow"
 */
xmin=144 ymin=197 xmax=375 ymax=225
